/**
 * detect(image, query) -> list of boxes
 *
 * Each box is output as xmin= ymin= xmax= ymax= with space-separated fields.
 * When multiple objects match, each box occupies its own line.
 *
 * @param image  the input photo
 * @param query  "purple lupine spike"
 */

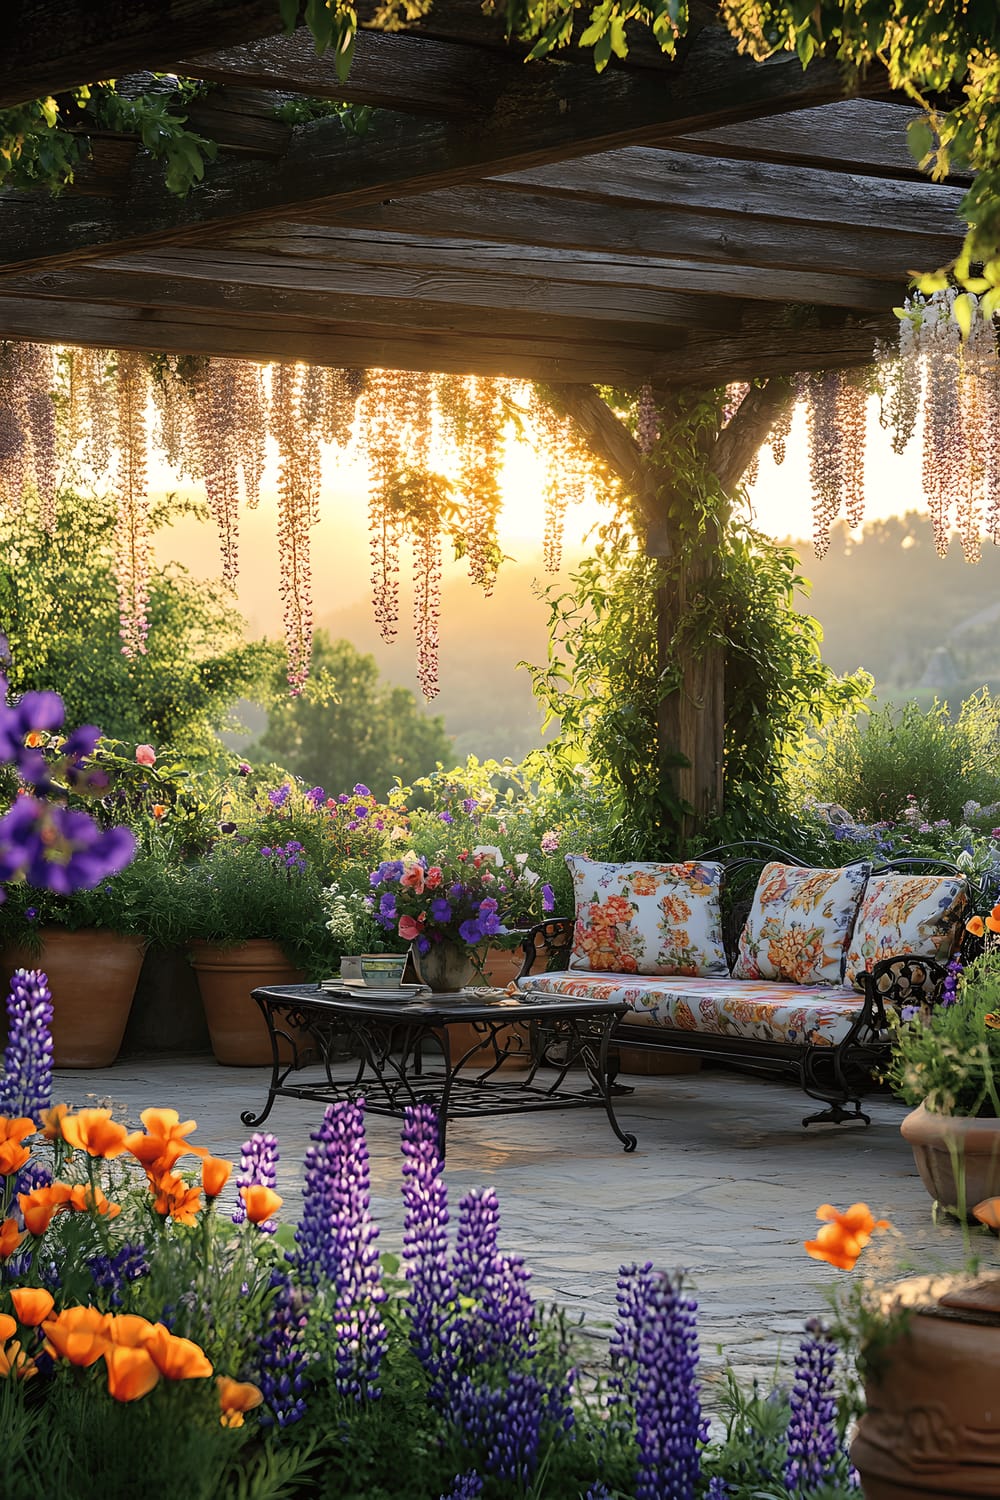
xmin=453 ymin=1188 xmax=500 ymax=1300
xmin=439 ymin=1473 xmax=483 ymax=1500
xmin=295 ymin=1101 xmax=386 ymax=1400
xmin=87 ymin=1242 xmax=150 ymax=1307
xmin=611 ymin=1264 xmax=706 ymax=1500
xmin=255 ymin=1270 xmax=310 ymax=1428
xmin=584 ymin=1485 xmax=614 ymax=1500
xmin=784 ymin=1318 xmax=842 ymax=1494
xmin=232 ymin=1132 xmax=280 ymax=1230
xmin=0 ymin=968 xmax=53 ymax=1123
xmin=451 ymin=1188 xmax=536 ymax=1368
xmin=401 ymin=1104 xmax=455 ymax=1397
xmin=705 ymin=1480 xmax=731 ymax=1498
xmin=452 ymin=1368 xmax=569 ymax=1488
xmin=940 ymin=951 xmax=963 ymax=1006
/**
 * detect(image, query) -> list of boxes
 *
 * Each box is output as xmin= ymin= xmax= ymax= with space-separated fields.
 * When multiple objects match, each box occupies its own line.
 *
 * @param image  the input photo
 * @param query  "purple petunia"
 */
xmin=305 ymin=786 xmax=325 ymax=806
xmin=0 ymin=797 xmax=135 ymax=895
xmin=353 ymin=784 xmax=372 ymax=797
xmin=267 ymin=784 xmax=291 ymax=809
xmin=431 ymin=897 xmax=453 ymax=924
xmin=439 ymin=811 xmax=454 ymax=824
xmin=459 ymin=919 xmax=484 ymax=945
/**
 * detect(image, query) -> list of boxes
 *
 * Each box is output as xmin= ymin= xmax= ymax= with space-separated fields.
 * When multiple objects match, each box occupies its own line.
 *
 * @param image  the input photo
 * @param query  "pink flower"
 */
xmin=425 ymin=867 xmax=443 ymax=889
xmin=401 ymin=865 xmax=425 ymax=894
xmin=398 ymin=914 xmax=424 ymax=940
xmin=541 ymin=830 xmax=559 ymax=855
xmin=135 ymin=745 xmax=156 ymax=767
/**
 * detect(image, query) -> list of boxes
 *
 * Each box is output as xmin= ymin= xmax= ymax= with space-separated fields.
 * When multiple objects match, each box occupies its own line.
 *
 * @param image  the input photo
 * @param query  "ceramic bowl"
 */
xmin=359 ymin=953 xmax=408 ymax=988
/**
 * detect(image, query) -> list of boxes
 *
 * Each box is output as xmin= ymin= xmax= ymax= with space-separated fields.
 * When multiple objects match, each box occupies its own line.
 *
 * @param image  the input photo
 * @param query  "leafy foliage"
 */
xmin=888 ymin=947 xmax=1000 ymax=1118
xmin=797 ymin=692 xmax=1000 ymax=826
xmin=249 ymin=631 xmax=453 ymax=798
xmin=0 ymin=489 xmax=275 ymax=758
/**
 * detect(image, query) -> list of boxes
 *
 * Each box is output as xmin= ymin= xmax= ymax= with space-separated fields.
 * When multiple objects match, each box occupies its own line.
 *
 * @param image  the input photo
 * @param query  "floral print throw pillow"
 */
xmin=732 ymin=862 xmax=871 ymax=986
xmin=567 ymin=855 xmax=728 ymax=977
xmin=844 ymin=873 xmax=968 ymax=992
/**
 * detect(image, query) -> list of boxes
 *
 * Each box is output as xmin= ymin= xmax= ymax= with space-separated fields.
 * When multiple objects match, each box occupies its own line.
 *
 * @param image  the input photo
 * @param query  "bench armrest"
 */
xmin=859 ymin=953 xmax=949 ymax=1028
xmin=518 ymin=917 xmax=574 ymax=977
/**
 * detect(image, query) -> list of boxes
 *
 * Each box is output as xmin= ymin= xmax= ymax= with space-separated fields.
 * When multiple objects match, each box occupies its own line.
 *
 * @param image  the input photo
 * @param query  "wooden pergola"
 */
xmin=0 ymin=1 xmax=972 ymax=828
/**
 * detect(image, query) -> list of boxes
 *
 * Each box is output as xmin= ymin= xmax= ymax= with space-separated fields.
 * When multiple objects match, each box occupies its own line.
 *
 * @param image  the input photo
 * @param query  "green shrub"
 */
xmin=797 ymin=691 xmax=1000 ymax=825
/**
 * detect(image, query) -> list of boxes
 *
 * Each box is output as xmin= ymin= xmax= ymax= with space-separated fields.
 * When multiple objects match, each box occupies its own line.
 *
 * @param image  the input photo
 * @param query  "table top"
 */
xmin=251 ymin=982 xmax=626 ymax=1023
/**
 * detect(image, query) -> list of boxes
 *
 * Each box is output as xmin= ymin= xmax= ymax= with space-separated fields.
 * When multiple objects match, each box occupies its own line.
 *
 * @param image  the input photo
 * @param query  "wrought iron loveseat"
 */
xmin=516 ymin=842 xmax=973 ymax=1128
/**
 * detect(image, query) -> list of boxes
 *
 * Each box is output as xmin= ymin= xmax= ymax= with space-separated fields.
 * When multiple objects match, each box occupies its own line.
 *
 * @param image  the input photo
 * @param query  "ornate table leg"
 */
xmin=240 ymin=992 xmax=283 ymax=1127
xmin=594 ymin=1020 xmax=638 ymax=1152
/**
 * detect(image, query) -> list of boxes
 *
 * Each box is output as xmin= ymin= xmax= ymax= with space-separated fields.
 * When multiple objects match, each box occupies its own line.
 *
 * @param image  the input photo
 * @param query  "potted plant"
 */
xmin=174 ymin=837 xmax=336 ymax=1065
xmin=321 ymin=879 xmax=408 ymax=981
xmin=890 ymin=913 xmax=1000 ymax=1217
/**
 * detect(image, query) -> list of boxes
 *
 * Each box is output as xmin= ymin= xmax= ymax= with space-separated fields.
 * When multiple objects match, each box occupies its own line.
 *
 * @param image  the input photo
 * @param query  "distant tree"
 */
xmin=250 ymin=631 xmax=453 ymax=796
xmin=0 ymin=490 xmax=274 ymax=757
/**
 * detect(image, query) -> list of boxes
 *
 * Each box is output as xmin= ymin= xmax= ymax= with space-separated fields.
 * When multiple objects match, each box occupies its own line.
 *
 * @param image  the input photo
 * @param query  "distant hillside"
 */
xmin=318 ymin=558 xmax=562 ymax=761
xmin=787 ymin=513 xmax=1000 ymax=707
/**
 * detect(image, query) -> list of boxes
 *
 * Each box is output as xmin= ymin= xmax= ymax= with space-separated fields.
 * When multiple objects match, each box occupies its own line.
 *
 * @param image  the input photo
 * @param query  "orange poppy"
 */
xmin=24 ymin=731 xmax=45 ymax=749
xmin=60 ymin=1109 xmax=129 ymax=1159
xmin=217 ymin=1375 xmax=263 ymax=1427
xmin=201 ymin=1155 xmax=233 ymax=1199
xmin=804 ymin=1201 xmax=891 ymax=1271
xmin=987 ymin=911 xmax=1000 ymax=935
xmin=149 ymin=1171 xmax=203 ymax=1226
xmin=145 ymin=1323 xmax=213 ymax=1380
xmin=241 ymin=1185 xmax=282 ymax=1225
xmin=104 ymin=1344 xmax=160 ymax=1402
xmin=974 ymin=1197 xmax=1000 ymax=1230
xmin=0 ymin=1140 xmax=30 ymax=1176
xmin=40 ymin=1103 xmax=70 ymax=1142
xmin=67 ymin=1184 xmax=121 ymax=1220
xmin=0 ymin=1218 xmax=22 ymax=1258
xmin=43 ymin=1306 xmax=111 ymax=1367
xmin=105 ymin=1314 xmax=156 ymax=1348
xmin=0 ymin=1338 xmax=36 ymax=1380
xmin=0 ymin=1313 xmax=16 ymax=1344
xmin=125 ymin=1132 xmax=188 ymax=1175
xmin=967 ymin=915 xmax=987 ymax=937
xmin=9 ymin=1288 xmax=54 ymax=1326
xmin=151 ymin=804 xmax=168 ymax=821
xmin=18 ymin=1182 xmax=73 ymax=1236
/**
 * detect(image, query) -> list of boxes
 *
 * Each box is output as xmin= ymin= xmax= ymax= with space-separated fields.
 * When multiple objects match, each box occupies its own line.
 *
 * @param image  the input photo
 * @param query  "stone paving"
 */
xmin=54 ymin=1053 xmax=974 ymax=1398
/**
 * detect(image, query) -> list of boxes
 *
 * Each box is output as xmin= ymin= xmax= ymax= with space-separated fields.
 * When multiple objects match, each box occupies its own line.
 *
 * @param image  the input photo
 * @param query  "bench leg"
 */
xmin=800 ymin=1043 xmax=872 ymax=1128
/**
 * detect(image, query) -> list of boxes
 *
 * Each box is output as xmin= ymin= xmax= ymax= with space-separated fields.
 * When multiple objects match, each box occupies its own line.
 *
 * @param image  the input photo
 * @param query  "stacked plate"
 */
xmin=320 ymin=978 xmax=430 ymax=1001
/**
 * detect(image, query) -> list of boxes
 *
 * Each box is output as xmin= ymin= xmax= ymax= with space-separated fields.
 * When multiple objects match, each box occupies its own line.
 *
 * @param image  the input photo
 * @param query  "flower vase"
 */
xmin=412 ymin=940 xmax=478 ymax=995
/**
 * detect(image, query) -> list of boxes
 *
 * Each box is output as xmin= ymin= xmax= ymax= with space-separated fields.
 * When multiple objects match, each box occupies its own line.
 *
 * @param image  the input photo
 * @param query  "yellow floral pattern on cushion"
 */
xmin=844 ymin=873 xmax=968 ymax=992
xmin=567 ymin=855 xmax=727 ymax=977
xmin=518 ymin=972 xmax=866 ymax=1047
xmin=732 ymin=862 xmax=870 ymax=986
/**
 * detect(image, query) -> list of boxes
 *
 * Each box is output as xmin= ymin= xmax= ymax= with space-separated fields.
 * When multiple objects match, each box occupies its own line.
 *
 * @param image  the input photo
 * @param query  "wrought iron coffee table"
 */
xmin=243 ymin=983 xmax=637 ymax=1156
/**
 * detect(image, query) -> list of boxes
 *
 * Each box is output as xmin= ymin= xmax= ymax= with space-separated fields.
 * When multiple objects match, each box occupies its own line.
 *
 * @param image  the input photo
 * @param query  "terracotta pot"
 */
xmin=2 ymin=927 xmax=145 ymax=1068
xmin=901 ymin=1101 xmax=1000 ymax=1219
xmin=189 ymin=939 xmax=305 ymax=1066
xmin=852 ymin=1277 xmax=1000 ymax=1497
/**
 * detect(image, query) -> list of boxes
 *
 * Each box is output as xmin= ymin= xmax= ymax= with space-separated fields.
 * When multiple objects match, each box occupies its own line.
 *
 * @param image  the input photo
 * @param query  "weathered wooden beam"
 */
xmin=0 ymin=296 xmax=675 ymax=383
xmin=654 ymin=309 xmax=894 ymax=385
xmin=504 ymin=146 xmax=967 ymax=237
xmin=544 ymin=384 xmax=658 ymax=531
xmin=0 ymin=259 xmax=693 ymax=344
xmin=306 ymin=188 xmax=960 ymax=293
xmin=0 ymin=0 xmax=297 ymax=108
xmin=1 ymin=250 xmax=734 ymax=333
xmin=0 ymin=25 xmax=883 ymax=275
xmin=713 ymin=379 xmax=795 ymax=493
xmin=175 ymin=29 xmax=487 ymax=117
xmin=671 ymin=99 xmax=974 ymax=183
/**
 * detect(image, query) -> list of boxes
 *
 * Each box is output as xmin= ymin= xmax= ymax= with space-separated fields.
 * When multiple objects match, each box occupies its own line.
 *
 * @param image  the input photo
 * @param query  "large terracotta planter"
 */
xmin=852 ymin=1276 xmax=1000 ymax=1497
xmin=2 ymin=927 xmax=145 ymax=1068
xmin=901 ymin=1101 xmax=1000 ymax=1219
xmin=189 ymin=939 xmax=305 ymax=1066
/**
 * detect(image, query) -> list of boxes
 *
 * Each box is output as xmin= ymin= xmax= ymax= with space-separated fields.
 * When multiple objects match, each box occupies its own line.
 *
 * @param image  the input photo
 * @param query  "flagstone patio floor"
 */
xmin=54 ymin=1054 xmax=973 ymax=1399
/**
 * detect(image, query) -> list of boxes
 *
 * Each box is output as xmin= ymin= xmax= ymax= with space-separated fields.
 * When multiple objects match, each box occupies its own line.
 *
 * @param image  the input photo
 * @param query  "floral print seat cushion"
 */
xmin=732 ymin=862 xmax=871 ymax=987
xmin=517 ymin=972 xmax=867 ymax=1048
xmin=843 ymin=873 xmax=969 ymax=992
xmin=566 ymin=855 xmax=727 ymax=977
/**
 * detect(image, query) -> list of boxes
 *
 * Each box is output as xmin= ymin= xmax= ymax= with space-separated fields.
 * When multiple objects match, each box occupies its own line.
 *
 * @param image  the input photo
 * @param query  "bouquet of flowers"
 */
xmin=368 ymin=849 xmax=516 ymax=957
